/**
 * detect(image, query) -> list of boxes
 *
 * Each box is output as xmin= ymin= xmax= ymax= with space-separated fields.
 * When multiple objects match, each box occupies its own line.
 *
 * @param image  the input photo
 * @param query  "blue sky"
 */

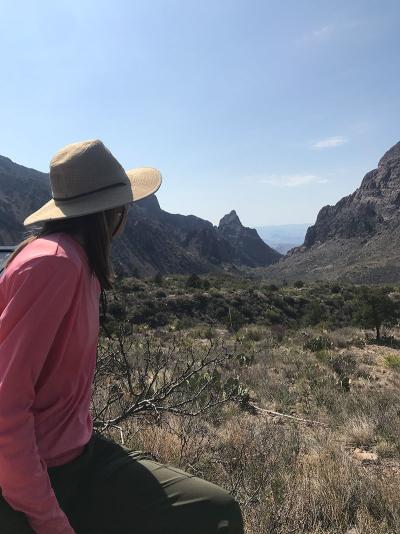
xmin=0 ymin=1 xmax=399 ymax=227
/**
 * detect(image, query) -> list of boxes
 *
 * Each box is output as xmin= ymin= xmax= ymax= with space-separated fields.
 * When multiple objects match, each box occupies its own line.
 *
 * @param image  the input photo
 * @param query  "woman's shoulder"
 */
xmin=6 ymin=233 xmax=86 ymax=276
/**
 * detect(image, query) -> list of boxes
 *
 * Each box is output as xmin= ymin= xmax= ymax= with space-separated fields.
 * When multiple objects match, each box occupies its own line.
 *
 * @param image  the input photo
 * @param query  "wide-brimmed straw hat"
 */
xmin=23 ymin=139 xmax=162 ymax=226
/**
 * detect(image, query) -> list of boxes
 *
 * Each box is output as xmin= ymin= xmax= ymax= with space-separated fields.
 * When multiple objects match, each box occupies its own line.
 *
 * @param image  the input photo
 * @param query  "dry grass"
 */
xmin=100 ymin=324 xmax=400 ymax=533
xmin=344 ymin=417 xmax=377 ymax=449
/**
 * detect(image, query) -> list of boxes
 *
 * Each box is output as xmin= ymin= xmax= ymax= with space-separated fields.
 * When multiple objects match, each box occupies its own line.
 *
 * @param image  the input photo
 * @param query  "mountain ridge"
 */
xmin=0 ymin=155 xmax=281 ymax=276
xmin=264 ymin=140 xmax=400 ymax=283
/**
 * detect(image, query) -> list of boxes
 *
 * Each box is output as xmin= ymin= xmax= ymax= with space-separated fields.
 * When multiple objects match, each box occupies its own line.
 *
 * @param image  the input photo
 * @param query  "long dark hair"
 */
xmin=3 ymin=206 xmax=126 ymax=320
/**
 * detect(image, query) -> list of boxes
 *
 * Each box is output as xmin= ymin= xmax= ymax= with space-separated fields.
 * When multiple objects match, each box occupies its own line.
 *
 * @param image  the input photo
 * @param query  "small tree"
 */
xmin=153 ymin=272 xmax=163 ymax=285
xmin=92 ymin=324 xmax=255 ymax=438
xmin=186 ymin=273 xmax=202 ymax=289
xmin=202 ymin=278 xmax=211 ymax=290
xmin=353 ymin=287 xmax=400 ymax=340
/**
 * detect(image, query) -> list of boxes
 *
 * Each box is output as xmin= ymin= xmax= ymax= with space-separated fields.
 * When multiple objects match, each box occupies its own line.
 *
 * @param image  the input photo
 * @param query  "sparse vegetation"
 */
xmin=96 ymin=274 xmax=400 ymax=533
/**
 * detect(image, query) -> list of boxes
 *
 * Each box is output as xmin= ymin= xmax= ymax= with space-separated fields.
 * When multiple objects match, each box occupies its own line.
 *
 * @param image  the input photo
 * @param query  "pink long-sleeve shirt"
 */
xmin=0 ymin=232 xmax=101 ymax=533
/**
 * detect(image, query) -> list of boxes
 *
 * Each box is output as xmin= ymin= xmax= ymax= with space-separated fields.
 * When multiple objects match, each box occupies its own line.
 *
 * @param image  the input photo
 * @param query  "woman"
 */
xmin=0 ymin=140 xmax=244 ymax=534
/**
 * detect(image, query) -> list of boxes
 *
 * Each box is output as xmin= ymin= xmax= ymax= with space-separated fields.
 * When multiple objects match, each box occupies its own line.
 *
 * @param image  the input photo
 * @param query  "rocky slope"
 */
xmin=264 ymin=141 xmax=400 ymax=283
xmin=0 ymin=155 xmax=281 ymax=276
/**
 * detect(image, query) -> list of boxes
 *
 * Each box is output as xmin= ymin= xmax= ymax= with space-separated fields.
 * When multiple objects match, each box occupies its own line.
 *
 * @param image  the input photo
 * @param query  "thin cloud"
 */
xmin=312 ymin=136 xmax=348 ymax=149
xmin=298 ymin=24 xmax=335 ymax=44
xmin=298 ymin=21 xmax=364 ymax=45
xmin=311 ymin=25 xmax=334 ymax=39
xmin=257 ymin=174 xmax=329 ymax=188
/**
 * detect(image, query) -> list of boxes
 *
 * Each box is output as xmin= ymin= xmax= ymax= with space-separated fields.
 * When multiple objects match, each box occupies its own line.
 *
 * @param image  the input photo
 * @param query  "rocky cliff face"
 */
xmin=304 ymin=142 xmax=400 ymax=247
xmin=264 ymin=141 xmax=400 ymax=283
xmin=0 ymin=156 xmax=50 ymax=243
xmin=0 ymin=155 xmax=281 ymax=276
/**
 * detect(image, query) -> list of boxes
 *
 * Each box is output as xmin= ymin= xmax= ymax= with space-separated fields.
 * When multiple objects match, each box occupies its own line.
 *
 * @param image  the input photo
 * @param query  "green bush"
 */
xmin=108 ymin=301 xmax=125 ymax=319
xmin=265 ymin=309 xmax=283 ymax=325
xmin=331 ymin=284 xmax=342 ymax=294
xmin=384 ymin=354 xmax=400 ymax=370
xmin=186 ymin=273 xmax=203 ymax=289
xmin=153 ymin=272 xmax=163 ymax=285
xmin=301 ymin=301 xmax=327 ymax=326
xmin=303 ymin=336 xmax=333 ymax=352
xmin=202 ymin=279 xmax=211 ymax=290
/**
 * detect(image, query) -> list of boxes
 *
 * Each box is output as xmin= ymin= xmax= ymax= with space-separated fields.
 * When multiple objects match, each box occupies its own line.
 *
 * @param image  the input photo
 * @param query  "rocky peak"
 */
xmin=134 ymin=194 xmax=162 ymax=214
xmin=218 ymin=210 xmax=243 ymax=229
xmin=378 ymin=141 xmax=400 ymax=168
xmin=304 ymin=140 xmax=400 ymax=248
xmin=217 ymin=209 xmax=281 ymax=266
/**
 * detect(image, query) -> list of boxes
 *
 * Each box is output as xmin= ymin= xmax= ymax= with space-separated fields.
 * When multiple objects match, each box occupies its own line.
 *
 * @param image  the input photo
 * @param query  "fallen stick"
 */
xmin=249 ymin=403 xmax=328 ymax=427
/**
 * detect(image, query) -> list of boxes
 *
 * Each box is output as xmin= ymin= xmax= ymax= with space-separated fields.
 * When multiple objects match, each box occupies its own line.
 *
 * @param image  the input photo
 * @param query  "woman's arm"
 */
xmin=0 ymin=255 xmax=81 ymax=534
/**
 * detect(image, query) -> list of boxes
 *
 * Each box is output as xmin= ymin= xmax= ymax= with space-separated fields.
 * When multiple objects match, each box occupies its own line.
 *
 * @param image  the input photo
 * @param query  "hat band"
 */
xmin=52 ymin=181 xmax=127 ymax=202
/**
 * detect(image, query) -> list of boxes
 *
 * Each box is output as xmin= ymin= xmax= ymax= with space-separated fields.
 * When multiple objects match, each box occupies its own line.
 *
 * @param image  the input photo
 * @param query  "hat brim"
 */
xmin=23 ymin=167 xmax=162 ymax=226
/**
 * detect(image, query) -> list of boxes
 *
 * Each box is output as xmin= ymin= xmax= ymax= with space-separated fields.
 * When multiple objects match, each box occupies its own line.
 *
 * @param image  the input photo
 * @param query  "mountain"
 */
xmin=0 ymin=155 xmax=281 ymax=276
xmin=111 ymin=204 xmax=281 ymax=276
xmin=255 ymin=223 xmax=310 ymax=254
xmin=0 ymin=156 xmax=50 ymax=244
xmin=217 ymin=210 xmax=281 ymax=265
xmin=264 ymin=141 xmax=400 ymax=283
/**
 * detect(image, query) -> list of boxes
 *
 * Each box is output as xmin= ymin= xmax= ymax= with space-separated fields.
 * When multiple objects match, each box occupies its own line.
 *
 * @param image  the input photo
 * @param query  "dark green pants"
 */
xmin=0 ymin=431 xmax=244 ymax=533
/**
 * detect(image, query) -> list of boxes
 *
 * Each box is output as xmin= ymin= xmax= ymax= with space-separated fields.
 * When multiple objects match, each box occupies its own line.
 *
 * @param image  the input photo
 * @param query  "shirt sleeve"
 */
xmin=0 ymin=255 xmax=81 ymax=534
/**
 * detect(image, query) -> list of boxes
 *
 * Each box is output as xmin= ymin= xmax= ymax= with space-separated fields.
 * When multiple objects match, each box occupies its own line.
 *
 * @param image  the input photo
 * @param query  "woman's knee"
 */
xmin=178 ymin=476 xmax=244 ymax=533
xmin=207 ymin=485 xmax=244 ymax=533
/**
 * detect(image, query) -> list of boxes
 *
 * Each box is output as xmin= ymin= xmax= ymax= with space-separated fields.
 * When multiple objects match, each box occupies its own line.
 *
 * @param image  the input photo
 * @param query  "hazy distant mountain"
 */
xmin=264 ymin=141 xmax=400 ymax=284
xmin=255 ymin=224 xmax=310 ymax=254
xmin=0 ymin=155 xmax=281 ymax=276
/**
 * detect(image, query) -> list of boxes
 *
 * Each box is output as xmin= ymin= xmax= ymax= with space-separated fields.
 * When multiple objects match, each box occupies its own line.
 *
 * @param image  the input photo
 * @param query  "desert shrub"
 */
xmin=302 ymin=300 xmax=328 ymax=326
xmin=315 ymin=349 xmax=331 ymax=364
xmin=303 ymin=336 xmax=333 ymax=352
xmin=271 ymin=324 xmax=286 ymax=342
xmin=226 ymin=307 xmax=247 ymax=332
xmin=328 ymin=351 xmax=357 ymax=377
xmin=93 ymin=329 xmax=251 ymax=441
xmin=108 ymin=301 xmax=125 ymax=319
xmin=153 ymin=272 xmax=164 ymax=285
xmin=294 ymin=280 xmax=304 ymax=288
xmin=167 ymin=295 xmax=195 ymax=314
xmin=240 ymin=327 xmax=263 ymax=342
xmin=384 ymin=354 xmax=400 ymax=370
xmin=173 ymin=317 xmax=195 ymax=330
xmin=202 ymin=278 xmax=211 ymax=290
xmin=331 ymin=284 xmax=342 ymax=294
xmin=203 ymin=325 xmax=217 ymax=339
xmin=265 ymin=309 xmax=283 ymax=325
xmin=129 ymin=299 xmax=159 ymax=324
xmin=265 ymin=283 xmax=279 ymax=292
xmin=186 ymin=273 xmax=202 ymax=289
xmin=147 ymin=311 xmax=170 ymax=328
